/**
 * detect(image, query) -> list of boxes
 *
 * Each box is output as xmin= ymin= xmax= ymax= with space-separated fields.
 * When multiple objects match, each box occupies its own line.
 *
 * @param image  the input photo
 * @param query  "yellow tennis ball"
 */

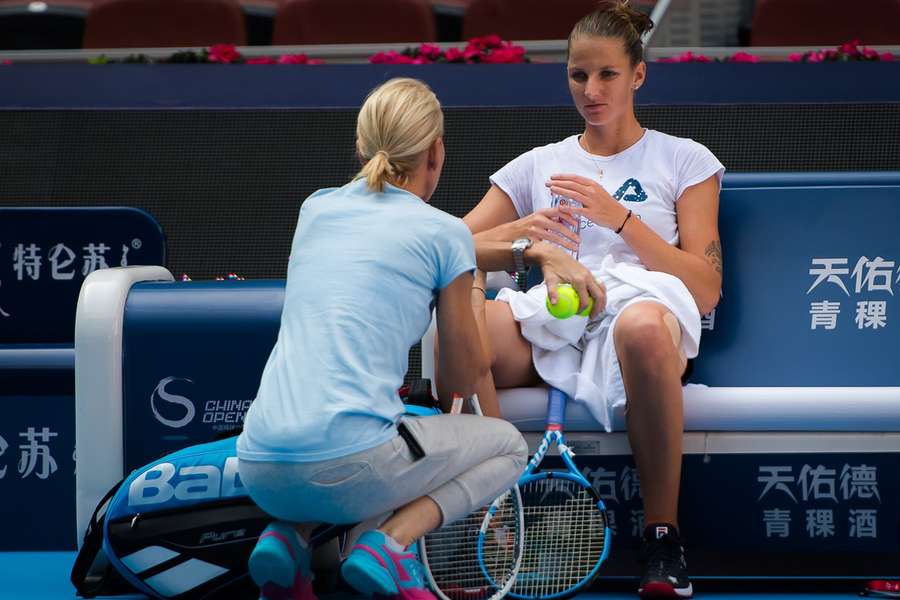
xmin=546 ymin=284 xmax=592 ymax=319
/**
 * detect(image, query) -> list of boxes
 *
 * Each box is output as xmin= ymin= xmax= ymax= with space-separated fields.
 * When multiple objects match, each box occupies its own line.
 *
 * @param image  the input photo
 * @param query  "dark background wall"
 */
xmin=2 ymin=103 xmax=899 ymax=279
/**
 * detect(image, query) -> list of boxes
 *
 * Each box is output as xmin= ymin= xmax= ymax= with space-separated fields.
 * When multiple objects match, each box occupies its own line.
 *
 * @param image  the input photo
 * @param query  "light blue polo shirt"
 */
xmin=238 ymin=179 xmax=475 ymax=463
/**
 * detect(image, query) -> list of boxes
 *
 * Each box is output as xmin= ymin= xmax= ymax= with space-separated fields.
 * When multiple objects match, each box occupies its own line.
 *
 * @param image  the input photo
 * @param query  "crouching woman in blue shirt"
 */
xmin=237 ymin=78 xmax=528 ymax=600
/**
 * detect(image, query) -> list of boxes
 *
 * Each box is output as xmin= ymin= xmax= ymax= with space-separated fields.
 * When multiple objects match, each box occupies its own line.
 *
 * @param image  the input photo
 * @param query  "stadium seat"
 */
xmin=83 ymin=0 xmax=246 ymax=49
xmin=272 ymin=0 xmax=436 ymax=45
xmin=240 ymin=0 xmax=281 ymax=45
xmin=751 ymin=0 xmax=900 ymax=46
xmin=462 ymin=0 xmax=599 ymax=40
xmin=0 ymin=0 xmax=93 ymax=50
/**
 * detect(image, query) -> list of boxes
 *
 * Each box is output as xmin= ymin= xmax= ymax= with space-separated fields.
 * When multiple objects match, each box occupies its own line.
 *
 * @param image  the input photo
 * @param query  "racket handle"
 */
xmin=449 ymin=393 xmax=484 ymax=416
xmin=469 ymin=393 xmax=484 ymax=416
xmin=547 ymin=386 xmax=568 ymax=428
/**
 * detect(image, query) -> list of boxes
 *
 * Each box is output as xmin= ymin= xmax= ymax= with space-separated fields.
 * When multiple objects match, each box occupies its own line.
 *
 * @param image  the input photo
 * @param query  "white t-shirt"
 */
xmin=490 ymin=130 xmax=725 ymax=270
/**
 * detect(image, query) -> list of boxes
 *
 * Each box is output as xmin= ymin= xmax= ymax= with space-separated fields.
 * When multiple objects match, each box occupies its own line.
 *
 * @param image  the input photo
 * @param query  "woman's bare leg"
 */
xmin=436 ymin=299 xmax=539 ymax=417
xmin=614 ymin=301 xmax=687 ymax=528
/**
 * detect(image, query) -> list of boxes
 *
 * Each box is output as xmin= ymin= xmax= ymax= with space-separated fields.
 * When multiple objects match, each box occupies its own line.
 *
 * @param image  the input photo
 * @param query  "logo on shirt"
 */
xmin=613 ymin=178 xmax=647 ymax=203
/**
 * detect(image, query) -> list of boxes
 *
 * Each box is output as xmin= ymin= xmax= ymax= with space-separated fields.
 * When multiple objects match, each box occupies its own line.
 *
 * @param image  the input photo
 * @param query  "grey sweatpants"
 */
xmin=239 ymin=414 xmax=528 ymax=527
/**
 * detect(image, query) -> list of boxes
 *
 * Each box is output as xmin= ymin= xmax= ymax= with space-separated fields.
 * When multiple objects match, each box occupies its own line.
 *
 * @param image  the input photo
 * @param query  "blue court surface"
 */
xmin=0 ymin=552 xmax=874 ymax=600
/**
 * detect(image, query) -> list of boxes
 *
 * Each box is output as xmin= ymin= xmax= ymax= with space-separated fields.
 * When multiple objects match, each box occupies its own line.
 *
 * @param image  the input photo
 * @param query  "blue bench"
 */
xmin=73 ymin=174 xmax=900 ymax=577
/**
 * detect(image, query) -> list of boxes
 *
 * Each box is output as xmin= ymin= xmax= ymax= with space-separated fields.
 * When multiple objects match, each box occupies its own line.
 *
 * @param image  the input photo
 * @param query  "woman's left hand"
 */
xmin=546 ymin=174 xmax=630 ymax=231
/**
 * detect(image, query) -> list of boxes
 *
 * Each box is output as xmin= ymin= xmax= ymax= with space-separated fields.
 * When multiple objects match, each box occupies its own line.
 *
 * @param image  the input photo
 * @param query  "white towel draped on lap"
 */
xmin=494 ymin=255 xmax=701 ymax=432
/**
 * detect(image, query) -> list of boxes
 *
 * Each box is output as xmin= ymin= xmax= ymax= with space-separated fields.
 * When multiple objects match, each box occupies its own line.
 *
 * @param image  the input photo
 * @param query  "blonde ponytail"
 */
xmin=355 ymin=78 xmax=444 ymax=193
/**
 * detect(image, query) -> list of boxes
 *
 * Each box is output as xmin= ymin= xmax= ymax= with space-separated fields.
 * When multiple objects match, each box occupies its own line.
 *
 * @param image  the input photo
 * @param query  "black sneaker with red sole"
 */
xmin=638 ymin=524 xmax=693 ymax=599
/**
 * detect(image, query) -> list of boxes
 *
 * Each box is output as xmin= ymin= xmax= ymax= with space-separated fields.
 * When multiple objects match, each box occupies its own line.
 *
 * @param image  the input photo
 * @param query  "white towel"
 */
xmin=495 ymin=256 xmax=701 ymax=432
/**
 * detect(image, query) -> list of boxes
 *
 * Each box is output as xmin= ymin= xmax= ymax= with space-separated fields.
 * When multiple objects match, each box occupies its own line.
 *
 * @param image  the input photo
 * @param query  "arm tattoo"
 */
xmin=704 ymin=240 xmax=723 ymax=275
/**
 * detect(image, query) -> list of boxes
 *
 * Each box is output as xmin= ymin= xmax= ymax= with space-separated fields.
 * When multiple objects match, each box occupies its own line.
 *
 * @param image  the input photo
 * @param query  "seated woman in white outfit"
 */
xmin=452 ymin=2 xmax=725 ymax=598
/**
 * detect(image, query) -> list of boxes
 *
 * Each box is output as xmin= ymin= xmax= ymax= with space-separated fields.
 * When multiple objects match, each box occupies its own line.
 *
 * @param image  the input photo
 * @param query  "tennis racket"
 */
xmin=510 ymin=386 xmax=610 ymax=600
xmin=419 ymin=394 xmax=524 ymax=600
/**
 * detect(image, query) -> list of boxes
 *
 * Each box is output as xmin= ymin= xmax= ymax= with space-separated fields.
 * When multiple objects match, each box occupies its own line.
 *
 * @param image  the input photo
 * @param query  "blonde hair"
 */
xmin=355 ymin=78 xmax=444 ymax=193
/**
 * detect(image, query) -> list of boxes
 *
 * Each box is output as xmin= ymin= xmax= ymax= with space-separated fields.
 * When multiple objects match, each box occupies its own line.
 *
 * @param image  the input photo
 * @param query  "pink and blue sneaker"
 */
xmin=340 ymin=530 xmax=436 ymax=600
xmin=248 ymin=522 xmax=317 ymax=600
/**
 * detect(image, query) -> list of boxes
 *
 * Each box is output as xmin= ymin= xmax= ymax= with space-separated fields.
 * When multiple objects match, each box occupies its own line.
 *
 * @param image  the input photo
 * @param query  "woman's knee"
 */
xmin=614 ymin=303 xmax=681 ymax=367
xmin=485 ymin=300 xmax=539 ymax=387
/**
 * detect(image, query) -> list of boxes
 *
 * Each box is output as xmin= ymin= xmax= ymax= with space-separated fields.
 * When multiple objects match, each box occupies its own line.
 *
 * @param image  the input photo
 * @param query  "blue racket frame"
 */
xmin=510 ymin=386 xmax=612 ymax=600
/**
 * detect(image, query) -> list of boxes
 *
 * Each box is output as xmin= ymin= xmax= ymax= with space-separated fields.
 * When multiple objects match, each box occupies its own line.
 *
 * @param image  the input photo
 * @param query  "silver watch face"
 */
xmin=512 ymin=238 xmax=532 ymax=252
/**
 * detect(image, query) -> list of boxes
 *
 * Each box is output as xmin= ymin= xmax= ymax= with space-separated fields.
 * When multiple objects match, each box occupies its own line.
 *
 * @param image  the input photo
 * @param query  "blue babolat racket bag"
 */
xmin=72 ymin=380 xmax=441 ymax=599
xmin=72 ymin=436 xmax=271 ymax=599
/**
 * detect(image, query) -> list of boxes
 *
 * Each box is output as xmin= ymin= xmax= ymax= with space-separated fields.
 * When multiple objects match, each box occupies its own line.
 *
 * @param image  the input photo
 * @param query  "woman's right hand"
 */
xmin=497 ymin=208 xmax=582 ymax=254
xmin=531 ymin=242 xmax=606 ymax=318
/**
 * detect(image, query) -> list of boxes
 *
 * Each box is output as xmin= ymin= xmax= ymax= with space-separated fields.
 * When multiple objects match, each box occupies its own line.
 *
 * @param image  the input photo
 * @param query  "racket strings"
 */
xmin=423 ymin=494 xmax=521 ymax=600
xmin=513 ymin=478 xmax=607 ymax=598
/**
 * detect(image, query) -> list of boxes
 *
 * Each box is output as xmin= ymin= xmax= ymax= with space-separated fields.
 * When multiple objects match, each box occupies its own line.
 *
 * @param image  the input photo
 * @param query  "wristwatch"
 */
xmin=511 ymin=237 xmax=533 ymax=282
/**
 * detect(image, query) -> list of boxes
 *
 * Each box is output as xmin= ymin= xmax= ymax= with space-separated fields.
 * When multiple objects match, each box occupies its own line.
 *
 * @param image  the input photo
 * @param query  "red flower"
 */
xmin=729 ymin=51 xmax=760 ymax=63
xmin=369 ymin=50 xmax=416 ymax=64
xmin=462 ymin=45 xmax=482 ymax=62
xmin=1 ymin=59 xmax=11 ymax=65
xmin=482 ymin=45 xmax=526 ymax=64
xmin=444 ymin=47 xmax=466 ymax=63
xmin=482 ymin=34 xmax=503 ymax=49
xmin=861 ymin=48 xmax=879 ymax=60
xmin=246 ymin=56 xmax=277 ymax=64
xmin=839 ymin=39 xmax=861 ymax=56
xmin=278 ymin=53 xmax=311 ymax=64
xmin=788 ymin=52 xmax=804 ymax=62
xmin=468 ymin=34 xmax=503 ymax=50
xmin=658 ymin=51 xmax=710 ymax=63
xmin=208 ymin=44 xmax=241 ymax=64
xmin=880 ymin=52 xmax=894 ymax=61
xmin=418 ymin=43 xmax=442 ymax=61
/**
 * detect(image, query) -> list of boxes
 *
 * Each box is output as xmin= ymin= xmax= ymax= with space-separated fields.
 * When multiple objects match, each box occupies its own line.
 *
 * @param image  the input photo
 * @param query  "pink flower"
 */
xmin=444 ymin=47 xmax=466 ymax=63
xmin=788 ymin=52 xmax=804 ymax=62
xmin=481 ymin=34 xmax=503 ymax=49
xmin=840 ymin=39 xmax=861 ymax=55
xmin=1 ymin=59 xmax=10 ymax=65
xmin=278 ymin=53 xmax=311 ymax=64
xmin=369 ymin=51 xmax=415 ymax=64
xmin=861 ymin=47 xmax=879 ymax=60
xmin=807 ymin=51 xmax=824 ymax=63
xmin=658 ymin=51 xmax=710 ymax=63
xmin=462 ymin=45 xmax=482 ymax=62
xmin=729 ymin=51 xmax=760 ymax=63
xmin=468 ymin=34 xmax=503 ymax=50
xmin=246 ymin=56 xmax=277 ymax=64
xmin=418 ymin=43 xmax=442 ymax=61
xmin=482 ymin=45 xmax=526 ymax=64
xmin=207 ymin=44 xmax=241 ymax=64
xmin=880 ymin=52 xmax=894 ymax=61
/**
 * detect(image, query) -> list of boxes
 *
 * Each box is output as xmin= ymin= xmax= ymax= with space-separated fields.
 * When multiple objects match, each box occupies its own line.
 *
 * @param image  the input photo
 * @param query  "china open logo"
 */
xmin=150 ymin=376 xmax=196 ymax=429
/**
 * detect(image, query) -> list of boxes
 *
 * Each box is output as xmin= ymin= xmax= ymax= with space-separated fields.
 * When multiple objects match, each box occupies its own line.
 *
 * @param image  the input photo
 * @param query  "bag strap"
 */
xmin=70 ymin=478 xmax=131 ymax=598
